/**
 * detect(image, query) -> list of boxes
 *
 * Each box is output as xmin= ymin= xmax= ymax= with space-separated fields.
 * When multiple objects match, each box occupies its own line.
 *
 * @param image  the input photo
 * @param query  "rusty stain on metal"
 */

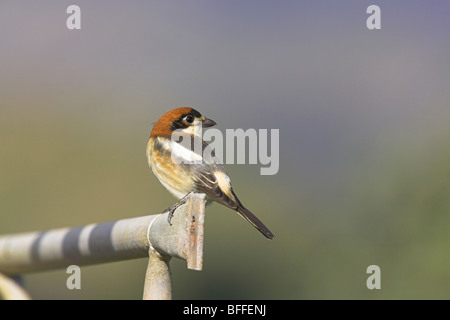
xmin=190 ymin=214 xmax=196 ymax=247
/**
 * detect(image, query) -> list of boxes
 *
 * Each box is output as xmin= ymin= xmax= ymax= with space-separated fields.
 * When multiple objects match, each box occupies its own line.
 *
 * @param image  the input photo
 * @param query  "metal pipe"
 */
xmin=0 ymin=193 xmax=206 ymax=276
xmin=142 ymin=249 xmax=172 ymax=300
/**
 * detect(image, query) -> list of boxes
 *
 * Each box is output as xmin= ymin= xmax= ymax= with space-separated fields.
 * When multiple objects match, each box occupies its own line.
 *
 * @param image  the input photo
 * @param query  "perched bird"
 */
xmin=146 ymin=107 xmax=274 ymax=239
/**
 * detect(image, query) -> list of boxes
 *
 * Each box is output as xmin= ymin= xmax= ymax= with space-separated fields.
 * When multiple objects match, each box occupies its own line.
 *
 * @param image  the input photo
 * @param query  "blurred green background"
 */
xmin=1 ymin=1 xmax=450 ymax=299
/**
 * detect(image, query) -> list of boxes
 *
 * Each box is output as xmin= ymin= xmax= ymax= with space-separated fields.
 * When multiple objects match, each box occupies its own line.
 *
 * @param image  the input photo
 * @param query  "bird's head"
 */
xmin=150 ymin=107 xmax=216 ymax=138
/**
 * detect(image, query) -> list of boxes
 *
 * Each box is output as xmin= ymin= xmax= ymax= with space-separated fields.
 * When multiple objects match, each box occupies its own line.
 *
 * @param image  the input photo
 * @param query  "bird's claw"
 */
xmin=162 ymin=205 xmax=176 ymax=226
xmin=167 ymin=208 xmax=175 ymax=226
xmin=162 ymin=193 xmax=192 ymax=226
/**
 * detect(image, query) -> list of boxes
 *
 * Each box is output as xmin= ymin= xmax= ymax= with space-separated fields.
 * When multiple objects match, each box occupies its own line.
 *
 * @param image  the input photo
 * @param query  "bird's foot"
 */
xmin=162 ymin=192 xmax=192 ymax=225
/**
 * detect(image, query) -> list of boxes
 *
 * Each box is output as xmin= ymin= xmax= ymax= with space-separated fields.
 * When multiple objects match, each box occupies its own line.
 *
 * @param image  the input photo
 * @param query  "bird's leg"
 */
xmin=162 ymin=192 xmax=192 ymax=225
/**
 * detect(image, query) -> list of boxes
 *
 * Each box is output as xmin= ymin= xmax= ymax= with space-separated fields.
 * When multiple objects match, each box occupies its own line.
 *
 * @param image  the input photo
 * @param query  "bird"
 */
xmin=146 ymin=107 xmax=274 ymax=239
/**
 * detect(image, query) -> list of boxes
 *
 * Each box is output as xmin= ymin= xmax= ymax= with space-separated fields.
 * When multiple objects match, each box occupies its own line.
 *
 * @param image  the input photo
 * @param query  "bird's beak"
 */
xmin=202 ymin=118 xmax=216 ymax=127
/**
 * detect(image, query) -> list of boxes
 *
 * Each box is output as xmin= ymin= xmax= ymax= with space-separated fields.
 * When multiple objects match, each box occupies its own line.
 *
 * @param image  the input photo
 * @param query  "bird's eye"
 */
xmin=185 ymin=115 xmax=194 ymax=123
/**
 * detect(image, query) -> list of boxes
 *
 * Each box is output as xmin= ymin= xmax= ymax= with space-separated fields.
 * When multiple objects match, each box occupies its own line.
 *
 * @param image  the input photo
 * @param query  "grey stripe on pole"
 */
xmin=0 ymin=193 xmax=206 ymax=276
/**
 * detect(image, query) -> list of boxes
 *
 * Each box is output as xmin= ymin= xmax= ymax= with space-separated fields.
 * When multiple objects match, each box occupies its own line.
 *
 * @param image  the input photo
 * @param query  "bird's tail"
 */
xmin=236 ymin=205 xmax=275 ymax=240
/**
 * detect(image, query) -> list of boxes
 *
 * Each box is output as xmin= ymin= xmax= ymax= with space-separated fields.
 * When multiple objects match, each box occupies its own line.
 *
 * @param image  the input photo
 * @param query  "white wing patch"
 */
xmin=214 ymin=171 xmax=233 ymax=198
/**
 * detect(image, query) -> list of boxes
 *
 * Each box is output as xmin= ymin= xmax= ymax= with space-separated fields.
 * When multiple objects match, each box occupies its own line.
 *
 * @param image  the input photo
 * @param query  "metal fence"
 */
xmin=0 ymin=193 xmax=206 ymax=300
